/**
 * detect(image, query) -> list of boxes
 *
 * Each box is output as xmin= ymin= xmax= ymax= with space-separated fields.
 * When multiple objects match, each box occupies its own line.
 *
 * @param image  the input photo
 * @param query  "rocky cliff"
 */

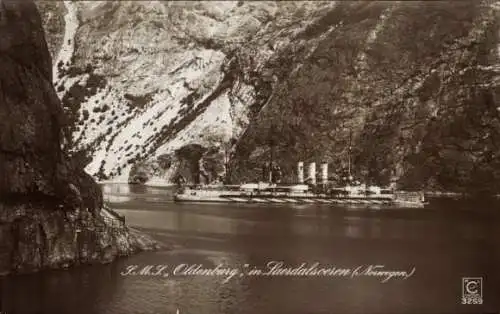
xmin=36 ymin=1 xmax=500 ymax=194
xmin=0 ymin=0 xmax=157 ymax=276
xmin=232 ymin=1 xmax=500 ymax=195
xmin=35 ymin=0 xmax=337 ymax=184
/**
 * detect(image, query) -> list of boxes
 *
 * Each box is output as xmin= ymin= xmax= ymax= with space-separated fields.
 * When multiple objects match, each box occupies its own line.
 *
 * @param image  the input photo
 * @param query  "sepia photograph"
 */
xmin=0 ymin=0 xmax=499 ymax=313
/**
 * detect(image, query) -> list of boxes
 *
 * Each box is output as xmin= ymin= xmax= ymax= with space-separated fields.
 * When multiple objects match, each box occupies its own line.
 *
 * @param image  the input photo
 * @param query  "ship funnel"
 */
xmin=321 ymin=163 xmax=328 ymax=185
xmin=308 ymin=162 xmax=316 ymax=185
xmin=297 ymin=162 xmax=304 ymax=184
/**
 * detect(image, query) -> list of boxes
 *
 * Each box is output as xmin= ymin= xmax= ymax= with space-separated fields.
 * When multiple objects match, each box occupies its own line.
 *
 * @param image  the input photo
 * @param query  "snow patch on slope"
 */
xmin=53 ymin=1 xmax=79 ymax=86
xmin=143 ymin=87 xmax=252 ymax=185
xmin=154 ymin=90 xmax=239 ymax=157
xmin=79 ymin=49 xmax=229 ymax=179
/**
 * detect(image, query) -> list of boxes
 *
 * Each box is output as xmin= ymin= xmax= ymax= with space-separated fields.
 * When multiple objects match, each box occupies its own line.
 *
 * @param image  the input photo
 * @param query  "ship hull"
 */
xmin=173 ymin=193 xmax=425 ymax=208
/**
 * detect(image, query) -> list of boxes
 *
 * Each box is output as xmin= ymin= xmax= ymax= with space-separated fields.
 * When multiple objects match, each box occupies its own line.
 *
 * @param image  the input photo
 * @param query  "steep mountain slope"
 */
xmin=231 ymin=1 xmax=500 ymax=194
xmin=36 ymin=1 xmax=500 ymax=193
xmin=36 ymin=0 xmax=336 ymax=183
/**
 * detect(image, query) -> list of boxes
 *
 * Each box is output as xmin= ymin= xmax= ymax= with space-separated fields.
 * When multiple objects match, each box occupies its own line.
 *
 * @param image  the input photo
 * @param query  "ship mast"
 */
xmin=270 ymin=147 xmax=274 ymax=183
xmin=268 ymin=124 xmax=275 ymax=183
xmin=348 ymin=130 xmax=352 ymax=180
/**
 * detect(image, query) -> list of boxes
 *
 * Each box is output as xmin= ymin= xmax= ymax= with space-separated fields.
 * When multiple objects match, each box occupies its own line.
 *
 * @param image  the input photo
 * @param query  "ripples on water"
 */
xmin=1 ymin=184 xmax=499 ymax=314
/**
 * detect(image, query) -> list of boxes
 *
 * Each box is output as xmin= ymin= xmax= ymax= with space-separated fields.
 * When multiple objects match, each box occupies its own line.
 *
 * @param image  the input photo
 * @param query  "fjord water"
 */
xmin=1 ymin=184 xmax=499 ymax=314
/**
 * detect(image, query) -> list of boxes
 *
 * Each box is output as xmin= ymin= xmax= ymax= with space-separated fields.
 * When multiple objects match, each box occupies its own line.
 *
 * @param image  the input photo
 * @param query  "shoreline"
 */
xmin=97 ymin=180 xmax=175 ymax=187
xmin=97 ymin=180 xmax=500 ymax=200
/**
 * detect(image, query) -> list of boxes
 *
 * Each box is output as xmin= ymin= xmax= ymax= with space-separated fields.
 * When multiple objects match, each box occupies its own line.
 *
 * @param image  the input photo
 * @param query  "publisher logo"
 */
xmin=462 ymin=277 xmax=483 ymax=305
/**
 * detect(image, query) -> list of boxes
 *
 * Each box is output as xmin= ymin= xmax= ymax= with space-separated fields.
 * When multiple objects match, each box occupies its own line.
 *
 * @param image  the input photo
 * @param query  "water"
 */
xmin=1 ymin=184 xmax=499 ymax=314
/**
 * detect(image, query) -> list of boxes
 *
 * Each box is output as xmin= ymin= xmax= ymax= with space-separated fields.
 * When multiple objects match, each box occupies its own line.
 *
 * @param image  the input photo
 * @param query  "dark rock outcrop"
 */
xmin=0 ymin=0 xmax=66 ymax=199
xmin=129 ymin=143 xmax=227 ymax=185
xmin=0 ymin=204 xmax=157 ymax=275
xmin=0 ymin=0 xmax=158 ymax=276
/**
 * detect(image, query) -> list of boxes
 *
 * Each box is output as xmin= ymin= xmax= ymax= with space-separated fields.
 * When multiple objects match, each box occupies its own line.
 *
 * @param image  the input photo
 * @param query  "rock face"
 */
xmin=0 ymin=0 xmax=64 ymax=198
xmin=231 ymin=1 xmax=500 ymax=195
xmin=37 ymin=1 xmax=500 ymax=193
xmin=0 ymin=0 xmax=157 ymax=276
xmin=36 ymin=0 xmax=335 ymax=183
xmin=0 ymin=205 xmax=157 ymax=275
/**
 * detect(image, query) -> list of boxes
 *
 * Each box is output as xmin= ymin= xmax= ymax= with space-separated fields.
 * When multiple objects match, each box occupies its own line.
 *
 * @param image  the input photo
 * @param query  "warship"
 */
xmin=174 ymin=162 xmax=425 ymax=207
xmin=174 ymin=138 xmax=426 ymax=207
